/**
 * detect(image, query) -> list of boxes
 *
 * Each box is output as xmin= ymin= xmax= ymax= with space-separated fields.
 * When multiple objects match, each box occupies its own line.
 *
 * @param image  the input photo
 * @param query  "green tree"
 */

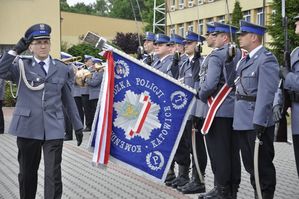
xmin=142 ymin=0 xmax=164 ymax=32
xmin=67 ymin=43 xmax=102 ymax=61
xmin=267 ymin=0 xmax=299 ymax=64
xmin=231 ymin=0 xmax=243 ymax=28
xmin=60 ymin=0 xmax=71 ymax=12
xmin=94 ymin=0 xmax=111 ymax=16
xmin=108 ymin=0 xmax=145 ymax=21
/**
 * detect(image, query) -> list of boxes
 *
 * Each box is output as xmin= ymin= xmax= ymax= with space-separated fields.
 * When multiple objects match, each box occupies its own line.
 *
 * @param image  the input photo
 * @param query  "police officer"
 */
xmin=197 ymin=22 xmax=241 ymax=199
xmin=232 ymin=20 xmax=279 ymax=199
xmin=175 ymin=31 xmax=207 ymax=194
xmin=198 ymin=22 xmax=219 ymax=199
xmin=140 ymin=32 xmax=157 ymax=66
xmin=0 ymin=78 xmax=5 ymax=134
xmin=168 ymin=34 xmax=188 ymax=79
xmin=273 ymin=15 xmax=299 ymax=179
xmin=0 ymin=23 xmax=83 ymax=199
xmin=151 ymin=34 xmax=174 ymax=77
xmin=85 ymin=57 xmax=104 ymax=129
xmin=82 ymin=55 xmax=94 ymax=131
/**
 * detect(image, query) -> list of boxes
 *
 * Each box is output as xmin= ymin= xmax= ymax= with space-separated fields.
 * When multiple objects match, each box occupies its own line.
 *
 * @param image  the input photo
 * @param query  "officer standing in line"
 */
xmin=197 ymin=22 xmax=241 ymax=199
xmin=85 ymin=58 xmax=104 ymax=129
xmin=230 ymin=20 xmax=279 ymax=199
xmin=198 ymin=23 xmax=220 ymax=199
xmin=72 ymin=61 xmax=85 ymax=135
xmin=168 ymin=34 xmax=188 ymax=79
xmin=0 ymin=23 xmax=83 ymax=199
xmin=81 ymin=55 xmax=94 ymax=132
xmin=139 ymin=32 xmax=157 ymax=66
xmin=273 ymin=15 xmax=299 ymax=179
xmin=175 ymin=31 xmax=207 ymax=194
xmin=151 ymin=34 xmax=174 ymax=77
xmin=0 ymin=78 xmax=5 ymax=134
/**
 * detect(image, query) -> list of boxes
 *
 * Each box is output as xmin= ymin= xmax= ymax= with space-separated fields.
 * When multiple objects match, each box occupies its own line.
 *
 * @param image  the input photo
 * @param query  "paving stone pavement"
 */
xmin=0 ymin=107 xmax=299 ymax=199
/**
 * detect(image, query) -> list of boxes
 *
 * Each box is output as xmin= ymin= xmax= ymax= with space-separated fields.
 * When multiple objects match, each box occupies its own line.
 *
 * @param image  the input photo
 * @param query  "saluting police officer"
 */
xmin=273 ymin=15 xmax=299 ymax=179
xmin=0 ymin=23 xmax=83 ymax=199
xmin=175 ymin=31 xmax=207 ymax=194
xmin=231 ymin=21 xmax=279 ymax=199
xmin=197 ymin=22 xmax=241 ymax=199
xmin=139 ymin=32 xmax=158 ymax=66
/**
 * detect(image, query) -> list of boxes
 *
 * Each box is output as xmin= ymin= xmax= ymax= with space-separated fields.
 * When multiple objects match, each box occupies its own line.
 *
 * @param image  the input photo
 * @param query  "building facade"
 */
xmin=165 ymin=0 xmax=273 ymax=55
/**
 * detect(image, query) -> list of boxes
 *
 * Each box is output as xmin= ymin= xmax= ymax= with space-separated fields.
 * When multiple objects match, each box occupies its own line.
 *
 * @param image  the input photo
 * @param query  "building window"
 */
xmin=170 ymin=0 xmax=176 ymax=11
xmin=179 ymin=24 xmax=185 ymax=37
xmin=257 ymin=8 xmax=264 ymax=26
xmin=188 ymin=0 xmax=194 ymax=7
xmin=218 ymin=15 xmax=225 ymax=23
xmin=207 ymin=0 xmax=214 ymax=2
xmin=198 ymin=0 xmax=204 ymax=5
xmin=188 ymin=22 xmax=194 ymax=32
xmin=243 ymin=10 xmax=251 ymax=22
xmin=198 ymin=19 xmax=203 ymax=35
xmin=170 ymin=26 xmax=175 ymax=34
xmin=206 ymin=17 xmax=213 ymax=23
xmin=179 ymin=0 xmax=185 ymax=9
xmin=171 ymin=0 xmax=175 ymax=6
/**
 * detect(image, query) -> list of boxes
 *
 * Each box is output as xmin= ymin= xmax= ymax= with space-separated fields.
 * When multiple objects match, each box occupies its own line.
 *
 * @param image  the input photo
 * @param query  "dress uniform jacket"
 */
xmin=274 ymin=47 xmax=299 ymax=134
xmin=0 ymin=53 xmax=83 ymax=140
xmin=152 ymin=54 xmax=174 ymax=77
xmin=85 ymin=70 xmax=103 ymax=100
xmin=198 ymin=44 xmax=241 ymax=118
xmin=234 ymin=47 xmax=279 ymax=130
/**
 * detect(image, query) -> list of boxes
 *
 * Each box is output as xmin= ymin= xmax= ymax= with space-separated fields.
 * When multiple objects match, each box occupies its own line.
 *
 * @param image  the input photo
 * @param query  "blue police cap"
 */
xmin=206 ymin=22 xmax=215 ymax=34
xmin=74 ymin=61 xmax=84 ymax=68
xmin=84 ymin=55 xmax=94 ymax=62
xmin=169 ymin=34 xmax=185 ymax=45
xmin=154 ymin=34 xmax=170 ymax=44
xmin=213 ymin=22 xmax=238 ymax=35
xmin=184 ymin=31 xmax=206 ymax=43
xmin=25 ymin=23 xmax=51 ymax=42
xmin=92 ymin=57 xmax=102 ymax=63
xmin=237 ymin=20 xmax=266 ymax=36
xmin=294 ymin=15 xmax=299 ymax=21
xmin=60 ymin=52 xmax=73 ymax=59
xmin=144 ymin=32 xmax=155 ymax=41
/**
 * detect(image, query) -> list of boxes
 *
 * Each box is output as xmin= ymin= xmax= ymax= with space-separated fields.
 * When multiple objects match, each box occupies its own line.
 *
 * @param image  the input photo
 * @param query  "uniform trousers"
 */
xmin=74 ymin=96 xmax=84 ymax=124
xmin=189 ymin=117 xmax=207 ymax=175
xmin=205 ymin=117 xmax=241 ymax=187
xmin=0 ymin=100 xmax=4 ymax=134
xmin=89 ymin=99 xmax=98 ymax=128
xmin=17 ymin=137 xmax=63 ymax=199
xmin=82 ymin=94 xmax=93 ymax=129
xmin=174 ymin=120 xmax=191 ymax=166
xmin=293 ymin=135 xmax=299 ymax=178
xmin=237 ymin=126 xmax=276 ymax=195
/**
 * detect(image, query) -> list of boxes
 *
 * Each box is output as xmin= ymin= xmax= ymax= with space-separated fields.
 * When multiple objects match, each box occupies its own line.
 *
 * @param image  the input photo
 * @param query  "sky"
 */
xmin=67 ymin=0 xmax=96 ymax=6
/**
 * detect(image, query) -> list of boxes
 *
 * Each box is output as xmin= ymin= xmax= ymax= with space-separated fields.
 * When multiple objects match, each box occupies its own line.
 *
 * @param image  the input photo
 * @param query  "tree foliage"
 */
xmin=142 ymin=0 xmax=164 ymax=32
xmin=231 ymin=0 xmax=243 ymax=28
xmin=267 ymin=0 xmax=299 ymax=64
xmin=112 ymin=32 xmax=143 ymax=54
xmin=67 ymin=43 xmax=102 ymax=61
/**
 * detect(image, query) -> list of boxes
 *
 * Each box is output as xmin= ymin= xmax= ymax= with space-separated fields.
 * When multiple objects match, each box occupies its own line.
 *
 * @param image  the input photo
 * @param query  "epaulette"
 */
xmin=264 ymin=51 xmax=273 ymax=56
xmin=291 ymin=47 xmax=299 ymax=57
xmin=19 ymin=55 xmax=33 ymax=59
xmin=53 ymin=59 xmax=67 ymax=66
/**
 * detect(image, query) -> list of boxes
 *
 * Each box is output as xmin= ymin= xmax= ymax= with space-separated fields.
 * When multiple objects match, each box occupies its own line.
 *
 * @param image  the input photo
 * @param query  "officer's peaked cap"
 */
xmin=25 ymin=23 xmax=51 ymax=42
xmin=144 ymin=32 xmax=155 ymax=41
xmin=60 ymin=52 xmax=73 ymax=59
xmin=169 ymin=34 xmax=185 ymax=45
xmin=92 ymin=57 xmax=102 ymax=63
xmin=294 ymin=15 xmax=299 ymax=22
xmin=213 ymin=22 xmax=238 ymax=35
xmin=184 ymin=31 xmax=206 ymax=43
xmin=206 ymin=22 xmax=215 ymax=34
xmin=84 ymin=55 xmax=94 ymax=61
xmin=154 ymin=34 xmax=170 ymax=44
xmin=237 ymin=20 xmax=266 ymax=36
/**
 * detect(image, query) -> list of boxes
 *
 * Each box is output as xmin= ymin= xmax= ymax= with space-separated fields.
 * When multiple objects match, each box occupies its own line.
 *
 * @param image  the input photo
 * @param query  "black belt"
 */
xmin=236 ymin=94 xmax=256 ymax=102
xmin=289 ymin=91 xmax=299 ymax=102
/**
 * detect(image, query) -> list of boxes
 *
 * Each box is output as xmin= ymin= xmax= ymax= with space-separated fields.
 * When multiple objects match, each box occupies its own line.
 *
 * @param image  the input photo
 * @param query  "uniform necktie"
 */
xmin=245 ymin=55 xmax=250 ymax=63
xmin=39 ymin=61 xmax=47 ymax=75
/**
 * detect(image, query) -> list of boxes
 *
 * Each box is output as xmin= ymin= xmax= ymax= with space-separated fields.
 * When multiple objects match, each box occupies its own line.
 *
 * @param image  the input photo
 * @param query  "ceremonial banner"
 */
xmin=89 ymin=50 xmax=196 ymax=182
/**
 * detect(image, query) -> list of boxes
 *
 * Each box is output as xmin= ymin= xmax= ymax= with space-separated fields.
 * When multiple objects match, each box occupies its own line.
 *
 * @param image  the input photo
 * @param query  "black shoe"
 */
xmin=83 ymin=127 xmax=91 ymax=132
xmin=64 ymin=136 xmax=73 ymax=141
xmin=181 ymin=181 xmax=205 ymax=194
xmin=171 ymin=176 xmax=189 ymax=189
xmin=198 ymin=186 xmax=217 ymax=199
xmin=165 ymin=177 xmax=176 ymax=187
xmin=164 ymin=172 xmax=176 ymax=183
